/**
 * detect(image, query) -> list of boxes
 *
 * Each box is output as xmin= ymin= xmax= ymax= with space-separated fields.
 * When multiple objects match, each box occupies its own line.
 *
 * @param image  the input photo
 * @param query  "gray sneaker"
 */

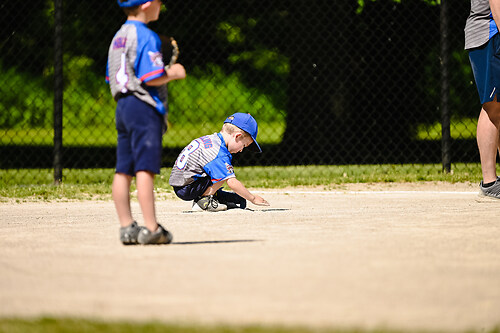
xmin=192 ymin=195 xmax=227 ymax=212
xmin=137 ymin=224 xmax=173 ymax=245
xmin=479 ymin=177 xmax=500 ymax=199
xmin=119 ymin=221 xmax=140 ymax=245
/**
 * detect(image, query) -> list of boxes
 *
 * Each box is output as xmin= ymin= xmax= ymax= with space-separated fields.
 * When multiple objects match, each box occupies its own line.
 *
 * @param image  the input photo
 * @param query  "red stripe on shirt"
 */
xmin=140 ymin=68 xmax=165 ymax=82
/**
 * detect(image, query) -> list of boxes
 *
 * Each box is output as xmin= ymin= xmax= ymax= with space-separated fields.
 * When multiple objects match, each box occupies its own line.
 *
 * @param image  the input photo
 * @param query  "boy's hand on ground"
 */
xmin=251 ymin=195 xmax=270 ymax=206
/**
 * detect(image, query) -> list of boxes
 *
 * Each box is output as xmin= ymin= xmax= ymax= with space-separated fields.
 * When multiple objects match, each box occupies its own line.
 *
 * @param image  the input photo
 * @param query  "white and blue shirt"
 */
xmin=106 ymin=20 xmax=168 ymax=115
xmin=169 ymin=133 xmax=236 ymax=187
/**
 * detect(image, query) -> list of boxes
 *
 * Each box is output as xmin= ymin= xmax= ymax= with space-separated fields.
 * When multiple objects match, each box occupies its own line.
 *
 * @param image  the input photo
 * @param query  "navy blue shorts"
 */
xmin=173 ymin=177 xmax=212 ymax=201
xmin=115 ymin=95 xmax=163 ymax=176
xmin=469 ymin=33 xmax=500 ymax=104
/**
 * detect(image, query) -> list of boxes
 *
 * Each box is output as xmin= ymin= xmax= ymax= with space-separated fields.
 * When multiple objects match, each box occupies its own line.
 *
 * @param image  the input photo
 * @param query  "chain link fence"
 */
xmin=0 ymin=0 xmax=481 ymax=184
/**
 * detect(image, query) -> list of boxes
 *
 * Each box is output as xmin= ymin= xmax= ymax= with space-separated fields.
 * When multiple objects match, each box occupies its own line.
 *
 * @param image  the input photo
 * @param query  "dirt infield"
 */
xmin=1 ymin=183 xmax=499 ymax=331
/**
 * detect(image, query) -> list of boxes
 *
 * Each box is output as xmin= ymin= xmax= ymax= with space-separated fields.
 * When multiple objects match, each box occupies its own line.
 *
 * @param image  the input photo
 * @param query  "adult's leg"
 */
xmin=478 ymin=99 xmax=500 ymax=183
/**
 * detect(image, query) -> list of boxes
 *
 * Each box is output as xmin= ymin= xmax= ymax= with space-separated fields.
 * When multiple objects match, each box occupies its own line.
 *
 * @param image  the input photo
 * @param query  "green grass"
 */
xmin=415 ymin=118 xmax=477 ymax=140
xmin=0 ymin=122 xmax=285 ymax=148
xmin=0 ymin=164 xmax=485 ymax=201
xmin=0 ymin=318 xmax=497 ymax=333
xmin=0 ymin=116 xmax=478 ymax=148
xmin=1 ymin=117 xmax=478 ymax=147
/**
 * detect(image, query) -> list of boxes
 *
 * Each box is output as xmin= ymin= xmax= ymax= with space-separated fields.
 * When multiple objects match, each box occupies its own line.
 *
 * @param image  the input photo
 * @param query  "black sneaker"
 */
xmin=119 ymin=221 xmax=140 ymax=245
xmin=479 ymin=177 xmax=500 ymax=199
xmin=192 ymin=195 xmax=227 ymax=212
xmin=137 ymin=224 xmax=173 ymax=245
xmin=215 ymin=189 xmax=247 ymax=209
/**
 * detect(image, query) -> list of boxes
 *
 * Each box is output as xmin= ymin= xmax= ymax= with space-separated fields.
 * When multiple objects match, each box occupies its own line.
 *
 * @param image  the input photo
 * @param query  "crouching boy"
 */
xmin=169 ymin=113 xmax=269 ymax=211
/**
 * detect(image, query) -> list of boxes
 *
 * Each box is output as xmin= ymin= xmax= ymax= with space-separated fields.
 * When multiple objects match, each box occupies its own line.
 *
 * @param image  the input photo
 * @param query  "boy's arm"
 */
xmin=226 ymin=177 xmax=269 ymax=206
xmin=145 ymin=63 xmax=186 ymax=86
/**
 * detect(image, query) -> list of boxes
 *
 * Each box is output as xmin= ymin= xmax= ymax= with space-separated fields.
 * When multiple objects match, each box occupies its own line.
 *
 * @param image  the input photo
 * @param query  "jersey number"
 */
xmin=175 ymin=140 xmax=200 ymax=170
xmin=116 ymin=53 xmax=129 ymax=93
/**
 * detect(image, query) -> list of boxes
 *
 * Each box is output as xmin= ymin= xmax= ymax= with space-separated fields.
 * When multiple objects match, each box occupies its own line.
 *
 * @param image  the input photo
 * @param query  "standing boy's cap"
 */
xmin=117 ymin=0 xmax=151 ymax=7
xmin=224 ymin=113 xmax=262 ymax=153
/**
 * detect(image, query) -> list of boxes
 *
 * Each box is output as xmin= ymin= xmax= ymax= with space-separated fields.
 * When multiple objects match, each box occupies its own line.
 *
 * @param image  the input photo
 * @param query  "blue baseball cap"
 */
xmin=117 ymin=0 xmax=151 ymax=8
xmin=224 ymin=113 xmax=262 ymax=153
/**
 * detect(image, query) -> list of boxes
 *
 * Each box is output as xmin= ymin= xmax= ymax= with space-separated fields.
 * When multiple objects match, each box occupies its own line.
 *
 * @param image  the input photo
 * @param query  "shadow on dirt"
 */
xmin=171 ymin=239 xmax=261 ymax=245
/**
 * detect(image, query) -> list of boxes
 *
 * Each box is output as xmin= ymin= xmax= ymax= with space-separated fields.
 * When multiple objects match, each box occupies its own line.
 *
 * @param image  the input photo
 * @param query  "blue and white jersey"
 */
xmin=169 ymin=133 xmax=236 ymax=187
xmin=106 ymin=20 xmax=168 ymax=115
xmin=465 ymin=0 xmax=499 ymax=50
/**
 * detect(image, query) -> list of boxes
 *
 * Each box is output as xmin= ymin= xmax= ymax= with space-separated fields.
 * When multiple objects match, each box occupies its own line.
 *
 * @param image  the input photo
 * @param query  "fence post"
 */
xmin=440 ymin=0 xmax=451 ymax=173
xmin=53 ymin=0 xmax=63 ymax=184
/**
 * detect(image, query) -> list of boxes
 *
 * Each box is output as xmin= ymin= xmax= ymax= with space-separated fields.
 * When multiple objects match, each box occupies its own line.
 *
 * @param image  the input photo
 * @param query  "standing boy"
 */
xmin=106 ymin=0 xmax=186 ymax=244
xmin=465 ymin=0 xmax=500 ymax=198
xmin=169 ymin=113 xmax=270 ymax=211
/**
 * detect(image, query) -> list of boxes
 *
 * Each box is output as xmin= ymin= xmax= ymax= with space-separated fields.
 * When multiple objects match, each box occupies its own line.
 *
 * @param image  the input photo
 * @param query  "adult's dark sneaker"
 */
xmin=479 ymin=177 xmax=500 ymax=200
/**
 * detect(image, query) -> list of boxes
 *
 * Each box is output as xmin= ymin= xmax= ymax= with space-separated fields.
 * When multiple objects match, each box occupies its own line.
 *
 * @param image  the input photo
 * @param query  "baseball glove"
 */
xmin=161 ymin=35 xmax=179 ymax=69
xmin=159 ymin=36 xmax=180 ymax=134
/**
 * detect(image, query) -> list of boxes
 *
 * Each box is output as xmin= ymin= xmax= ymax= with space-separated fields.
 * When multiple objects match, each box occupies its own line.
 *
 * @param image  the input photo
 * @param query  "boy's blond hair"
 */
xmin=222 ymin=123 xmax=251 ymax=138
xmin=119 ymin=0 xmax=141 ymax=15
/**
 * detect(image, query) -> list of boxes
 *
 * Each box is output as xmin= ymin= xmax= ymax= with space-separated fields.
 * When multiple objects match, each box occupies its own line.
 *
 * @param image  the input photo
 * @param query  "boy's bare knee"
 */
xmin=203 ymin=180 xmax=226 ymax=196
